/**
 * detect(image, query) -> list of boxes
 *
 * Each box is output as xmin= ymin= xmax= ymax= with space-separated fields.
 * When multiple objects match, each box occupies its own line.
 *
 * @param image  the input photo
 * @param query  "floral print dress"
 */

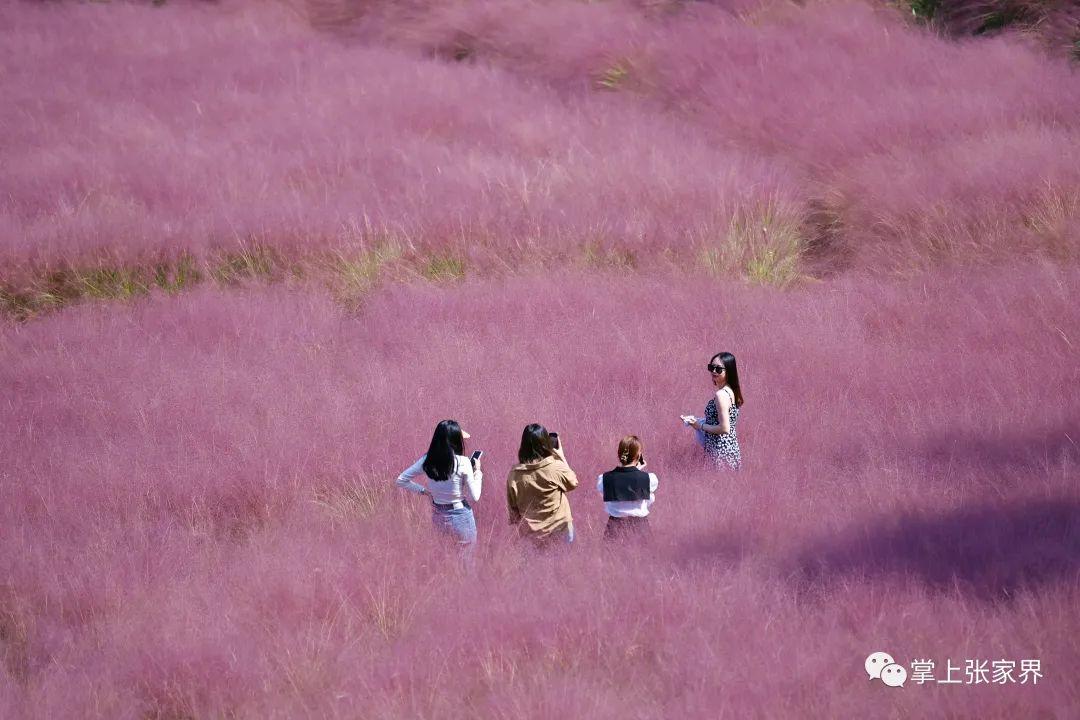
xmin=704 ymin=386 xmax=741 ymax=470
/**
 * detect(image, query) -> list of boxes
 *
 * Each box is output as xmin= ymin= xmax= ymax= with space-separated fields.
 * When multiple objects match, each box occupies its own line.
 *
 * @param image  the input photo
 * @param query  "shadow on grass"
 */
xmin=918 ymin=425 xmax=1079 ymax=471
xmin=830 ymin=423 xmax=1079 ymax=476
xmin=790 ymin=498 xmax=1080 ymax=601
xmin=667 ymin=528 xmax=758 ymax=570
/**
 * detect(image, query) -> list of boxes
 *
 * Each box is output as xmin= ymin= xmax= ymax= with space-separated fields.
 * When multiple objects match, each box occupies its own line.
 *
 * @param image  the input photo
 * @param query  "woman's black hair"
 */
xmin=711 ymin=351 xmax=744 ymax=407
xmin=518 ymin=423 xmax=555 ymax=464
xmin=423 ymin=419 xmax=465 ymax=481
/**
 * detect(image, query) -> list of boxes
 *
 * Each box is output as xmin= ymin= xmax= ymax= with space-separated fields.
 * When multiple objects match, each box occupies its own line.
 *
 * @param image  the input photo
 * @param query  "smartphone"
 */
xmin=470 ymin=449 xmax=483 ymax=463
xmin=549 ymin=432 xmax=560 ymax=449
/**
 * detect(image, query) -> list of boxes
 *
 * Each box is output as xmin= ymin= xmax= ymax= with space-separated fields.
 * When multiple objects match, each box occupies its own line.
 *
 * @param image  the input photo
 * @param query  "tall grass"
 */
xmin=905 ymin=0 xmax=1080 ymax=60
xmin=1 ymin=266 xmax=1077 ymax=717
xmin=2 ymin=0 xmax=1078 ymax=282
xmin=2 ymin=1 xmax=1078 ymax=716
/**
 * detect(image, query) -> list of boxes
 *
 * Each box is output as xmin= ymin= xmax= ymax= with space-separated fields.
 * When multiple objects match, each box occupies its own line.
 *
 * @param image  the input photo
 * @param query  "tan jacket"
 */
xmin=506 ymin=455 xmax=579 ymax=539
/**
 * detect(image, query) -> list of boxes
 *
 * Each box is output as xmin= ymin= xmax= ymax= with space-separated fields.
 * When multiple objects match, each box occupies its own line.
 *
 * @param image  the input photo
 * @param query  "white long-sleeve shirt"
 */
xmin=396 ymin=454 xmax=482 ymax=506
xmin=596 ymin=471 xmax=658 ymax=518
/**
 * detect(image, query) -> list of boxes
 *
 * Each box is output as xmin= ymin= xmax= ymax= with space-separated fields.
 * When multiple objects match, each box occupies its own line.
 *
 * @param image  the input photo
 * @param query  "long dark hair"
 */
xmin=711 ymin=351 xmax=744 ymax=407
xmin=423 ymin=419 xmax=464 ymax=481
xmin=518 ymin=423 xmax=555 ymax=464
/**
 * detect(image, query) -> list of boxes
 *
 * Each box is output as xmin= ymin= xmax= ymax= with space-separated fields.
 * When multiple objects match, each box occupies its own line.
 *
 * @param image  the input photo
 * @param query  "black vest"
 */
xmin=601 ymin=466 xmax=652 ymax=502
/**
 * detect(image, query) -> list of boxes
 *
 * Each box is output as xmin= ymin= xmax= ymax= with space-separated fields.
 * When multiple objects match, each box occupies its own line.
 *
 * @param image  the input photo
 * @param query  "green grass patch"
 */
xmin=2 ymin=222 xmax=812 ymax=324
xmin=1 ymin=265 xmax=149 ymax=320
xmin=209 ymin=245 xmax=283 ymax=285
xmin=153 ymin=253 xmax=202 ymax=294
xmin=1 ymin=252 xmax=205 ymax=321
xmin=422 ymin=254 xmax=467 ymax=282
xmin=699 ymin=200 xmax=804 ymax=286
xmin=582 ymin=240 xmax=638 ymax=270
xmin=595 ymin=60 xmax=631 ymax=91
xmin=745 ymin=246 xmax=800 ymax=286
xmin=326 ymin=242 xmax=405 ymax=307
xmin=78 ymin=266 xmax=151 ymax=299
xmin=0 ymin=242 xmax=413 ymax=321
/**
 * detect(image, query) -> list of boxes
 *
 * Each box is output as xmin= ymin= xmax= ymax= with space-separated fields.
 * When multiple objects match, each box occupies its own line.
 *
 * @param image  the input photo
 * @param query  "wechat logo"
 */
xmin=866 ymin=651 xmax=907 ymax=688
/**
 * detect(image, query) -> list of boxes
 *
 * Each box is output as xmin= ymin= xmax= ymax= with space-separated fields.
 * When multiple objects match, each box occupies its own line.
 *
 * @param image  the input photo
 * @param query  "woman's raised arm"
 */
xmin=462 ymin=457 xmax=483 ymax=504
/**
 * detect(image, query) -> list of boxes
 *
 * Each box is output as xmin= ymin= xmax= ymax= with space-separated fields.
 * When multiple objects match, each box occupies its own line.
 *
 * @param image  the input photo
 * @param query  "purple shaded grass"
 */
xmin=2 ymin=266 xmax=1078 ymax=717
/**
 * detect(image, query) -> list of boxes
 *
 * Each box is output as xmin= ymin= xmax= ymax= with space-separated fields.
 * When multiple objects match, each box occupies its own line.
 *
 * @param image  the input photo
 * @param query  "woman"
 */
xmin=396 ymin=419 xmax=482 ymax=546
xmin=596 ymin=435 xmax=658 ymax=540
xmin=686 ymin=351 xmax=743 ymax=470
xmin=506 ymin=424 xmax=578 ymax=546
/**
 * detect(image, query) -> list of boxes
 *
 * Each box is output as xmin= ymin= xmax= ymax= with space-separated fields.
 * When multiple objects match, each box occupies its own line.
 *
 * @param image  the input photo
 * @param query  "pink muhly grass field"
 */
xmin=3 ymin=0 xmax=1079 ymax=717
xmin=2 ymin=0 xmax=1079 ymax=274
xmin=0 ymin=0 xmax=792 ymax=271
xmin=2 ymin=266 xmax=1077 ymax=717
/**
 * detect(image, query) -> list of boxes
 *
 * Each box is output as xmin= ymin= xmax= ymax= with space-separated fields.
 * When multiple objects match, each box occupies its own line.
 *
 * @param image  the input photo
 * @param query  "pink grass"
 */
xmin=2 ymin=1 xmax=1079 ymax=716
xmin=2 ymin=0 xmax=1078 ymax=273
xmin=2 ymin=266 xmax=1078 ymax=717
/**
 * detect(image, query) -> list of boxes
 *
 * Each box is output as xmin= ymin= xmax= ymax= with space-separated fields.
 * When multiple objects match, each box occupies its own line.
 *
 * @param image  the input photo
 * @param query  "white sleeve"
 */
xmin=462 ymin=457 xmax=482 ymax=504
xmin=596 ymin=474 xmax=605 ymax=493
xmin=648 ymin=472 xmax=659 ymax=505
xmin=395 ymin=456 xmax=428 ymax=494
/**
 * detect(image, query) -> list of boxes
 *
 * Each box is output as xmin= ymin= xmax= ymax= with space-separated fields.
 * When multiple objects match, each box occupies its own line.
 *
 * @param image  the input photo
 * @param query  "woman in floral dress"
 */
xmin=686 ymin=352 xmax=743 ymax=470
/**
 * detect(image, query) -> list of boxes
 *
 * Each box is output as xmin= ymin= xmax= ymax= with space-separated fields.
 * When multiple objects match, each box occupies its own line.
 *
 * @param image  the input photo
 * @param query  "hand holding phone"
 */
xmin=680 ymin=415 xmax=695 ymax=426
xmin=470 ymin=450 xmax=483 ymax=469
xmin=549 ymin=432 xmax=560 ymax=450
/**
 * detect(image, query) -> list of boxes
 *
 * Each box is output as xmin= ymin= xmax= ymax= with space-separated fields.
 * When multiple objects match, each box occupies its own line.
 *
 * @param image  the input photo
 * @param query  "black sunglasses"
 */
xmin=707 ymin=364 xmax=725 ymax=374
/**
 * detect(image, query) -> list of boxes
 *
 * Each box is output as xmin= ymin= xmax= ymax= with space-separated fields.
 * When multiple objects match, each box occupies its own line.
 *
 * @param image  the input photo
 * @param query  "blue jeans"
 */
xmin=431 ymin=505 xmax=477 ymax=545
